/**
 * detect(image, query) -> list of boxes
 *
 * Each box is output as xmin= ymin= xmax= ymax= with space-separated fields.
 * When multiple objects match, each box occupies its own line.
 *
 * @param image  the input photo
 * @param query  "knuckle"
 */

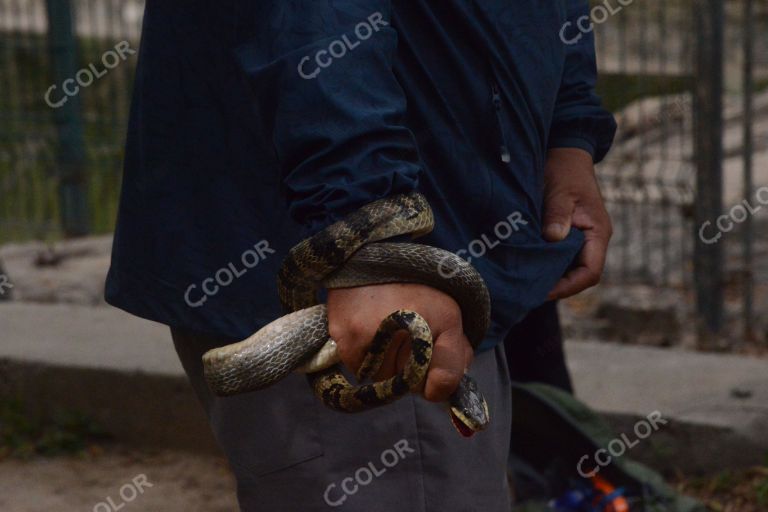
xmin=348 ymin=318 xmax=369 ymax=337
xmin=327 ymin=319 xmax=345 ymax=341
xmin=604 ymin=219 xmax=614 ymax=238
xmin=442 ymin=306 xmax=462 ymax=327
xmin=545 ymin=208 xmax=570 ymax=221
xmin=329 ymin=318 xmax=365 ymax=345
xmin=424 ymin=388 xmax=449 ymax=402
xmin=425 ymin=370 xmax=460 ymax=401
xmin=333 ymin=335 xmax=354 ymax=359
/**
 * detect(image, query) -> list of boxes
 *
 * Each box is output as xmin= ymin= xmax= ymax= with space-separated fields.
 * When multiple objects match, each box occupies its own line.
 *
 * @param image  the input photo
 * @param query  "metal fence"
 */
xmin=592 ymin=0 xmax=767 ymax=340
xmin=0 ymin=0 xmax=765 ymax=340
xmin=0 ymin=0 xmax=141 ymax=242
xmin=594 ymin=0 xmax=697 ymax=288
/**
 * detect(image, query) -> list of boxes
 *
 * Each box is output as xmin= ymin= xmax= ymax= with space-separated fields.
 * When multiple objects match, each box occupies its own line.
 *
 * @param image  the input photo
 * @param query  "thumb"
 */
xmin=543 ymin=194 xmax=575 ymax=242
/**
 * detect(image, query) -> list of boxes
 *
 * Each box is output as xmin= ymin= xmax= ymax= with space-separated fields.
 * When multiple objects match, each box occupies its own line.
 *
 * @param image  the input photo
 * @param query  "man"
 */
xmin=106 ymin=1 xmax=615 ymax=510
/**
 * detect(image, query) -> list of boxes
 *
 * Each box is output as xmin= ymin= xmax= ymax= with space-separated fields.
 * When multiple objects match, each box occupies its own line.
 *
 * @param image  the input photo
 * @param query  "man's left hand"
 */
xmin=542 ymin=147 xmax=613 ymax=300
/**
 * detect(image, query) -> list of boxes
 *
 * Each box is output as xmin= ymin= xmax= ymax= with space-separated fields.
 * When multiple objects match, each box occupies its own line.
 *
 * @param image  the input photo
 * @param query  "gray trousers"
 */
xmin=172 ymin=327 xmax=512 ymax=511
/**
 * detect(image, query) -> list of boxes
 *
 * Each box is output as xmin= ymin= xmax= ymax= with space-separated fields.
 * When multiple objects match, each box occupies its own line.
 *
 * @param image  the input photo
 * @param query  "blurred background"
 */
xmin=0 ymin=0 xmax=767 ymax=510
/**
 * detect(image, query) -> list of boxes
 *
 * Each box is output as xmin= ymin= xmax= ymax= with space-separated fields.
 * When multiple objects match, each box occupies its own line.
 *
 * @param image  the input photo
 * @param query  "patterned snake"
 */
xmin=202 ymin=192 xmax=491 ymax=436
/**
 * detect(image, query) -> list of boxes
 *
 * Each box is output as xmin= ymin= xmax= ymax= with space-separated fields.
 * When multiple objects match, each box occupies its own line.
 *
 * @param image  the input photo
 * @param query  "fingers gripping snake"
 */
xmin=202 ymin=192 xmax=491 ymax=436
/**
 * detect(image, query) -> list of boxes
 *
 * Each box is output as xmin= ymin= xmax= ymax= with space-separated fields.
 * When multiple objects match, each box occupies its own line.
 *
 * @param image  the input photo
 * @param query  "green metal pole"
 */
xmin=742 ymin=0 xmax=755 ymax=340
xmin=45 ymin=0 xmax=89 ymax=237
xmin=693 ymin=0 xmax=724 ymax=345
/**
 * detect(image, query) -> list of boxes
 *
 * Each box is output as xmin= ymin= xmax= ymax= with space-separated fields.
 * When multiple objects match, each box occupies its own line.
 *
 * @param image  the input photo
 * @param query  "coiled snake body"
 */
xmin=202 ymin=192 xmax=491 ymax=436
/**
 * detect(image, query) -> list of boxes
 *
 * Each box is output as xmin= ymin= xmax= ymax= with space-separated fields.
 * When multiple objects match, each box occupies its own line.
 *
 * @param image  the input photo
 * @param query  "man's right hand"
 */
xmin=327 ymin=283 xmax=472 ymax=403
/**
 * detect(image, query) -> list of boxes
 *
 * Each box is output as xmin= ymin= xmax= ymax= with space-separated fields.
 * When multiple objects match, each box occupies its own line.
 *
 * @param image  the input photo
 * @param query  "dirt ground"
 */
xmin=2 ymin=444 xmax=766 ymax=511
xmin=675 ymin=467 xmax=768 ymax=512
xmin=0 ymin=446 xmax=237 ymax=512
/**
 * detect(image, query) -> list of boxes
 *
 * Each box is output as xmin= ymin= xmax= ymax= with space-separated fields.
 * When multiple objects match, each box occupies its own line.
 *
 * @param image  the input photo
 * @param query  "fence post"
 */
xmin=742 ymin=0 xmax=755 ymax=340
xmin=45 ymin=0 xmax=89 ymax=237
xmin=692 ymin=0 xmax=725 ymax=345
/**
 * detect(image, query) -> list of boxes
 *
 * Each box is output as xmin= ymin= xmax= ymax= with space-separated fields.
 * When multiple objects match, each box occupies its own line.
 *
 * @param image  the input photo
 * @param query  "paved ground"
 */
xmin=0 ymin=302 xmax=178 ymax=375
xmin=567 ymin=340 xmax=768 ymax=440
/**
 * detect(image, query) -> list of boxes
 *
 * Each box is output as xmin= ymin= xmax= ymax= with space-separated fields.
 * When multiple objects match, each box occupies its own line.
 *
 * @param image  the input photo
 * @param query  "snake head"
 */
xmin=448 ymin=375 xmax=490 ymax=437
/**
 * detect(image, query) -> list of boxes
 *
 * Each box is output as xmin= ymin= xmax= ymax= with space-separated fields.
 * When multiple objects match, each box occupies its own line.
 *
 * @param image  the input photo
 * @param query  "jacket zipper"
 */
xmin=491 ymin=80 xmax=512 ymax=164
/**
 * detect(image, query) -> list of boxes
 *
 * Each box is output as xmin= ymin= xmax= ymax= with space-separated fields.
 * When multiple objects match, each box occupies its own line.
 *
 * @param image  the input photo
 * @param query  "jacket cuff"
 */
xmin=548 ymin=114 xmax=617 ymax=164
xmin=547 ymin=136 xmax=597 ymax=161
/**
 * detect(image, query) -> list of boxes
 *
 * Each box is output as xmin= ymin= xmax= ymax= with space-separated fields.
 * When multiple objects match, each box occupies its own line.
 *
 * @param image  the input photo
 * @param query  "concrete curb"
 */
xmin=2 ymin=355 xmax=762 ymax=474
xmin=0 ymin=358 xmax=220 ymax=455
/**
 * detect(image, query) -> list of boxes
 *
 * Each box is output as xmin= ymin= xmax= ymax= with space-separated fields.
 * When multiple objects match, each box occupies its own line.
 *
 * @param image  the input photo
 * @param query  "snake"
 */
xmin=202 ymin=192 xmax=491 ymax=436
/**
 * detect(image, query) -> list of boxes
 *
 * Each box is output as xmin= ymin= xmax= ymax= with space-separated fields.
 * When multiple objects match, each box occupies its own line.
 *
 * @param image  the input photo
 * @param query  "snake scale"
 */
xmin=202 ymin=192 xmax=491 ymax=436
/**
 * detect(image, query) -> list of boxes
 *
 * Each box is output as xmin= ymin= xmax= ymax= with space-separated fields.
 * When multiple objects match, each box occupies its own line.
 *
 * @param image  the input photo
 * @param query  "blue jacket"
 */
xmin=106 ymin=0 xmax=616 ymax=352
